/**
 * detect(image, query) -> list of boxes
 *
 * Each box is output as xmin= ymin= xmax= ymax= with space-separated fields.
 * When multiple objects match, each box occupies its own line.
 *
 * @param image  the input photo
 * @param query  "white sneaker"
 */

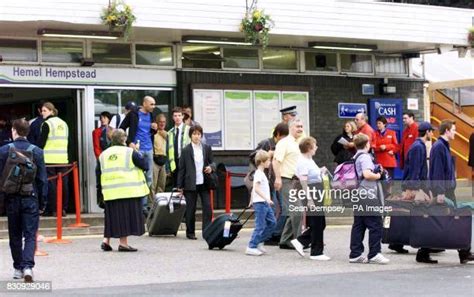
xmin=369 ymin=253 xmax=390 ymax=264
xmin=310 ymin=254 xmax=331 ymax=261
xmin=246 ymin=247 xmax=263 ymax=256
xmin=13 ymin=269 xmax=23 ymax=279
xmin=349 ymin=255 xmax=368 ymax=263
xmin=291 ymin=239 xmax=305 ymax=257
xmin=23 ymin=268 xmax=33 ymax=282
xmin=257 ymin=243 xmax=267 ymax=254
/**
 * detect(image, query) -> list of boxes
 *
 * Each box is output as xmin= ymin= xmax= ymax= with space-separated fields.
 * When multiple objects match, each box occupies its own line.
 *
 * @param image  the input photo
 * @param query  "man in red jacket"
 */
xmin=354 ymin=113 xmax=376 ymax=144
xmin=400 ymin=112 xmax=418 ymax=169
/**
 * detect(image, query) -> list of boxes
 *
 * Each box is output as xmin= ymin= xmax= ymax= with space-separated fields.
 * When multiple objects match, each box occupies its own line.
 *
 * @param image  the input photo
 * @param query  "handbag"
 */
xmin=204 ymin=171 xmax=218 ymax=190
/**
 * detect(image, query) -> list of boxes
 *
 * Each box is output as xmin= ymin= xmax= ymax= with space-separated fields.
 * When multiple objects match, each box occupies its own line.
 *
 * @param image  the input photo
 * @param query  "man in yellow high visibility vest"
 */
xmin=38 ymin=102 xmax=69 ymax=217
xmin=167 ymin=107 xmax=190 ymax=187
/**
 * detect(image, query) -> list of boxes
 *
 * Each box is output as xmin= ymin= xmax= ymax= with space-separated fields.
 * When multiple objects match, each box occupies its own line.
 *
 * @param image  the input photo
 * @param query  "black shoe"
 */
xmin=101 ymin=242 xmax=113 ymax=252
xmin=118 ymin=245 xmax=138 ymax=252
xmin=416 ymin=255 xmax=438 ymax=264
xmin=41 ymin=211 xmax=55 ymax=217
xmin=460 ymin=253 xmax=474 ymax=264
xmin=279 ymin=244 xmax=295 ymax=250
xmin=186 ymin=234 xmax=197 ymax=240
xmin=388 ymin=245 xmax=409 ymax=254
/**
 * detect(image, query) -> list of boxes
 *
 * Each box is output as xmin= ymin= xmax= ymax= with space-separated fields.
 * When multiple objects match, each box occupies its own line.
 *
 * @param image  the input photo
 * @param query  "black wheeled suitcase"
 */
xmin=203 ymin=208 xmax=252 ymax=250
xmin=382 ymin=200 xmax=413 ymax=245
xmin=147 ymin=191 xmax=186 ymax=236
xmin=409 ymin=204 xmax=472 ymax=250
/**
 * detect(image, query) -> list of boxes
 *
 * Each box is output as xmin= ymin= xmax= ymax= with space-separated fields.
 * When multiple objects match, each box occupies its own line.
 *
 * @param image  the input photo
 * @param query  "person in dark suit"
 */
xmin=177 ymin=125 xmax=215 ymax=240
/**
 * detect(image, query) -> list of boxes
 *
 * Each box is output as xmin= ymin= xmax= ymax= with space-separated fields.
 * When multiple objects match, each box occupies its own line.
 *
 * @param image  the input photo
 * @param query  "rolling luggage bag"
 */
xmin=382 ymin=200 xmax=412 ymax=245
xmin=147 ymin=191 xmax=186 ymax=236
xmin=203 ymin=207 xmax=252 ymax=250
xmin=409 ymin=204 xmax=472 ymax=250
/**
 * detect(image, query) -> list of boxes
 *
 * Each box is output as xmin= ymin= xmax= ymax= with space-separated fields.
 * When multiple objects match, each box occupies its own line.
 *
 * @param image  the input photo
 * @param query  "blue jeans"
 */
xmin=6 ymin=196 xmax=39 ymax=270
xmin=349 ymin=215 xmax=383 ymax=259
xmin=249 ymin=202 xmax=276 ymax=248
xmin=140 ymin=149 xmax=153 ymax=210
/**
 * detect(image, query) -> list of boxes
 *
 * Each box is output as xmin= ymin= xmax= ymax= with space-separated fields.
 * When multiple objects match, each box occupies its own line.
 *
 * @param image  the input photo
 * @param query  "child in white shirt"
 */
xmin=246 ymin=150 xmax=277 ymax=256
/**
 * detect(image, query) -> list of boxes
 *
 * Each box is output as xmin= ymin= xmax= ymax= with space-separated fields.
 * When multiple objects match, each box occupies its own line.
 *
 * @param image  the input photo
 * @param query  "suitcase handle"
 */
xmin=236 ymin=206 xmax=254 ymax=226
xmin=167 ymin=188 xmax=184 ymax=213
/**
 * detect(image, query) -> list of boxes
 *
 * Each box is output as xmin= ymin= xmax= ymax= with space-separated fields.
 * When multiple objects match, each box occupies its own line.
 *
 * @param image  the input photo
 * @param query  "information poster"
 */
xmin=254 ymin=91 xmax=280 ymax=144
xmin=193 ymin=89 xmax=223 ymax=149
xmin=282 ymin=91 xmax=310 ymax=134
xmin=224 ymin=90 xmax=253 ymax=150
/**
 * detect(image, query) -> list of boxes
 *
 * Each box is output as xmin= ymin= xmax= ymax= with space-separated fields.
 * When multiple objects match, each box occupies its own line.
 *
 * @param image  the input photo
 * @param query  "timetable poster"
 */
xmin=224 ymin=90 xmax=253 ymax=150
xmin=193 ymin=89 xmax=223 ymax=149
xmin=254 ymin=91 xmax=280 ymax=144
xmin=282 ymin=91 xmax=310 ymax=134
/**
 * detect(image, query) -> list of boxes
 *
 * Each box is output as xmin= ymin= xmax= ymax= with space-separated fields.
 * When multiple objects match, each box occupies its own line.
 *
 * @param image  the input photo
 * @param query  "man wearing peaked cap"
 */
xmin=279 ymin=106 xmax=298 ymax=125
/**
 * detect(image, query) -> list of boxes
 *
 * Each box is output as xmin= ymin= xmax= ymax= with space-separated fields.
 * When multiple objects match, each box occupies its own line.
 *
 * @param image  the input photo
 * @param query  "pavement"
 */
xmin=0 ymin=226 xmax=473 ymax=296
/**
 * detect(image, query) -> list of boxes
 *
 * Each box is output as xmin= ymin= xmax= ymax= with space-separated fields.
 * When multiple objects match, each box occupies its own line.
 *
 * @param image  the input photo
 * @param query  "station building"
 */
xmin=0 ymin=0 xmax=472 ymax=212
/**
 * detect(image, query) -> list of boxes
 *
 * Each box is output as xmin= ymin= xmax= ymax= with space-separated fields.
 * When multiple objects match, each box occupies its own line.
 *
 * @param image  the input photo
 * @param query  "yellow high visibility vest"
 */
xmin=43 ymin=117 xmax=69 ymax=164
xmin=99 ymin=146 xmax=149 ymax=201
xmin=167 ymin=125 xmax=190 ymax=172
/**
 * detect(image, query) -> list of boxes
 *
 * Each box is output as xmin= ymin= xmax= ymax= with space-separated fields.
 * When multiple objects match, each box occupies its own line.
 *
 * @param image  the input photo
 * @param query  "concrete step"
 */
xmin=0 ymin=210 xmax=354 ymax=239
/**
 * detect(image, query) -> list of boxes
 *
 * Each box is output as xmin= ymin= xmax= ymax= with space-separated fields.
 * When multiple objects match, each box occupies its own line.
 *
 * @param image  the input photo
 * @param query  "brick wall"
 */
xmin=177 ymin=70 xmax=425 ymax=171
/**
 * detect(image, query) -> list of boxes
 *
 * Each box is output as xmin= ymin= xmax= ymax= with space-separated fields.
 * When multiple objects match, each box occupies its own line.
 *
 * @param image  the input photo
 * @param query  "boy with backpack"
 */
xmin=349 ymin=133 xmax=389 ymax=264
xmin=0 ymin=119 xmax=47 ymax=282
xmin=246 ymin=150 xmax=277 ymax=256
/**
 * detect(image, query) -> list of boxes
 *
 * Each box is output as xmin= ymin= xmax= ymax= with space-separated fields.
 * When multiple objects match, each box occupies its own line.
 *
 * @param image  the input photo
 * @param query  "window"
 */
xmin=42 ymin=41 xmax=83 ymax=63
xmin=182 ymin=45 xmax=222 ymax=69
xmin=92 ymin=43 xmax=132 ymax=64
xmin=305 ymin=52 xmax=337 ymax=72
xmin=136 ymin=44 xmax=173 ymax=66
xmin=223 ymin=48 xmax=259 ymax=69
xmin=340 ymin=54 xmax=373 ymax=73
xmin=262 ymin=49 xmax=297 ymax=70
xmin=0 ymin=39 xmax=37 ymax=62
xmin=375 ymin=56 xmax=407 ymax=74
xmin=94 ymin=89 xmax=174 ymax=128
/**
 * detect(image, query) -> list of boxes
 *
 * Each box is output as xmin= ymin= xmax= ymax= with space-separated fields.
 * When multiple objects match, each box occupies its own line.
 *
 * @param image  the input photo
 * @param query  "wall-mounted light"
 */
xmin=182 ymin=36 xmax=252 ymax=46
xmin=80 ymin=58 xmax=95 ymax=67
xmin=38 ymin=29 xmax=121 ymax=40
xmin=308 ymin=42 xmax=377 ymax=52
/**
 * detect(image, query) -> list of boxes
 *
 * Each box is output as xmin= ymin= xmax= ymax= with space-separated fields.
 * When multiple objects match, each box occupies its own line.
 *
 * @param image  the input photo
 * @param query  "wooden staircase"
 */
xmin=429 ymin=85 xmax=473 ymax=179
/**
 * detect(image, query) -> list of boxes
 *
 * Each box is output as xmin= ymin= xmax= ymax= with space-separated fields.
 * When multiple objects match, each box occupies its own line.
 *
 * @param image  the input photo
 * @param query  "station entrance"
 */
xmin=0 ymin=86 xmax=83 ymax=215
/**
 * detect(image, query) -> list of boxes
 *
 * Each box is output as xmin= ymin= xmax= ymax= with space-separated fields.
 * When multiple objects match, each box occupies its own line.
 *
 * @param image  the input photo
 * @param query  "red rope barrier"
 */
xmin=225 ymin=171 xmax=231 ymax=214
xmin=210 ymin=190 xmax=215 ymax=221
xmin=45 ymin=172 xmax=71 ymax=244
xmin=69 ymin=162 xmax=89 ymax=228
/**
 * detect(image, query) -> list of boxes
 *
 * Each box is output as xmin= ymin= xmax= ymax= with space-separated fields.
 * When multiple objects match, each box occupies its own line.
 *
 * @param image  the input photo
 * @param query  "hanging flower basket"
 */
xmin=240 ymin=8 xmax=274 ymax=48
xmin=101 ymin=0 xmax=136 ymax=40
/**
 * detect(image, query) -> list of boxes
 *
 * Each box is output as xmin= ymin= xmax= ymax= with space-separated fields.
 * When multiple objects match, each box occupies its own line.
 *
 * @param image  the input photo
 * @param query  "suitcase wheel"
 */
xmin=174 ymin=233 xmax=177 ymax=237
xmin=208 ymin=246 xmax=213 ymax=250
xmin=218 ymin=246 xmax=224 ymax=250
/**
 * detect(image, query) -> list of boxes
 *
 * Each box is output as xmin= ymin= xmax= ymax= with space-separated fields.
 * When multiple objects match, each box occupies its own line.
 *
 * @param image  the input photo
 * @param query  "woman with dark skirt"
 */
xmin=98 ymin=129 xmax=149 ymax=252
xmin=330 ymin=121 xmax=357 ymax=165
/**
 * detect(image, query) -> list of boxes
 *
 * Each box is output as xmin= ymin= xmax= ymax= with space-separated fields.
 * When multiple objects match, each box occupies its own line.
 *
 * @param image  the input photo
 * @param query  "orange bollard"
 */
xmin=225 ymin=171 xmax=231 ymax=214
xmin=69 ymin=162 xmax=89 ymax=228
xmin=210 ymin=190 xmax=215 ymax=221
xmin=45 ymin=172 xmax=71 ymax=244
xmin=34 ymin=233 xmax=48 ymax=256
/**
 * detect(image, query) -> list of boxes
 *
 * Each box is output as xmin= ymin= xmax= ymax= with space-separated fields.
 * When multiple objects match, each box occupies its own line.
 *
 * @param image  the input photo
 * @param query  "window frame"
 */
xmin=339 ymin=52 xmax=375 ymax=76
xmin=374 ymin=55 xmax=409 ymax=77
xmin=0 ymin=37 xmax=39 ymax=64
